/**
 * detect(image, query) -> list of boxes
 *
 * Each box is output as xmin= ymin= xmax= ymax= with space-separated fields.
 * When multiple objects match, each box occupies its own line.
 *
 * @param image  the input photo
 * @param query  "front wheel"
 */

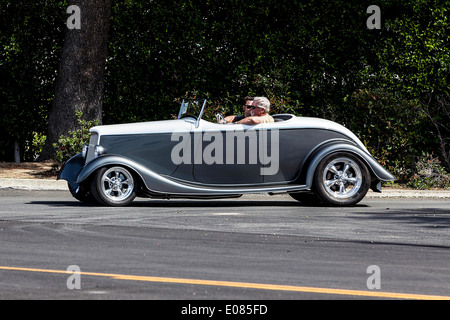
xmin=68 ymin=182 xmax=96 ymax=204
xmin=90 ymin=166 xmax=137 ymax=206
xmin=313 ymin=152 xmax=370 ymax=206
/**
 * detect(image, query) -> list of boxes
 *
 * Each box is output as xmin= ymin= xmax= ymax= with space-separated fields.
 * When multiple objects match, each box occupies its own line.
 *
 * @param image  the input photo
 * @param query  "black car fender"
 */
xmin=57 ymin=153 xmax=85 ymax=190
xmin=74 ymin=154 xmax=197 ymax=195
xmin=303 ymin=142 xmax=396 ymax=188
xmin=74 ymin=154 xmax=148 ymax=186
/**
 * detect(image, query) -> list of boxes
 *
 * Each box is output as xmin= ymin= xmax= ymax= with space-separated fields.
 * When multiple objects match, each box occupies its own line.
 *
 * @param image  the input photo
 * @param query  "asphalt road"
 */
xmin=0 ymin=189 xmax=449 ymax=304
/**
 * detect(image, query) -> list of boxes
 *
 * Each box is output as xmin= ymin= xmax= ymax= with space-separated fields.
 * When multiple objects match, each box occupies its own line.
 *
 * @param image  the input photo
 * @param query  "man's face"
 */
xmin=248 ymin=101 xmax=264 ymax=117
xmin=243 ymin=100 xmax=253 ymax=117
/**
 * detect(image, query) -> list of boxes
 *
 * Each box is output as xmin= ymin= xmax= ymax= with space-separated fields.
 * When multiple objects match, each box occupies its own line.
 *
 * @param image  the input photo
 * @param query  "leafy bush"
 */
xmin=408 ymin=153 xmax=450 ymax=189
xmin=53 ymin=111 xmax=99 ymax=164
xmin=345 ymin=89 xmax=433 ymax=182
xmin=23 ymin=131 xmax=47 ymax=161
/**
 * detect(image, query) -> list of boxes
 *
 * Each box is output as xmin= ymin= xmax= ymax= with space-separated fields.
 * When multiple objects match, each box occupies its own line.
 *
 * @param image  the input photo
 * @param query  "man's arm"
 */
xmin=225 ymin=114 xmax=245 ymax=123
xmin=236 ymin=116 xmax=265 ymax=125
xmin=224 ymin=115 xmax=236 ymax=123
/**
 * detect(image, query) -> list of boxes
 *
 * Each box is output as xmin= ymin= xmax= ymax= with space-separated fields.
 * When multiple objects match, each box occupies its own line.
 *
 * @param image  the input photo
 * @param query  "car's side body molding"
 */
xmin=73 ymin=154 xmax=310 ymax=196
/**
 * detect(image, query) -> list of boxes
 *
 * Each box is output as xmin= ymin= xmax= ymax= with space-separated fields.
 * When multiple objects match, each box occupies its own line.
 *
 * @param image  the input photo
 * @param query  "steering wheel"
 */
xmin=216 ymin=113 xmax=226 ymax=124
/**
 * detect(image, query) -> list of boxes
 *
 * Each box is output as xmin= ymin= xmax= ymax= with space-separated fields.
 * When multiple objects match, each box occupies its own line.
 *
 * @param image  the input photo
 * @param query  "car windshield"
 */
xmin=177 ymin=98 xmax=207 ymax=120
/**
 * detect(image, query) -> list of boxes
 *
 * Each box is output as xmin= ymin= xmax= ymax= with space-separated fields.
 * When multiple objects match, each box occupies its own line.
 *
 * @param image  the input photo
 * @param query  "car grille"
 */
xmin=86 ymin=133 xmax=99 ymax=163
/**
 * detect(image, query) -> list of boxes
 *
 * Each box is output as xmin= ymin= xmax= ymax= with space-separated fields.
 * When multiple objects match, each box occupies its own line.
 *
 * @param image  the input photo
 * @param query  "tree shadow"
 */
xmin=348 ymin=208 xmax=450 ymax=229
xmin=29 ymin=198 xmax=369 ymax=208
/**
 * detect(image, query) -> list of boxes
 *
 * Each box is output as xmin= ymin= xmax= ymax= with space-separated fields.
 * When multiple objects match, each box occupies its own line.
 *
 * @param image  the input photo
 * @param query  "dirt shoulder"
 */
xmin=0 ymin=161 xmax=448 ymax=192
xmin=0 ymin=162 xmax=59 ymax=180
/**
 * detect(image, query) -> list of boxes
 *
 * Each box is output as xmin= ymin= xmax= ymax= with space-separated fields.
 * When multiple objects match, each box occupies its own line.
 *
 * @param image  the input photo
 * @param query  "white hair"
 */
xmin=254 ymin=97 xmax=270 ymax=113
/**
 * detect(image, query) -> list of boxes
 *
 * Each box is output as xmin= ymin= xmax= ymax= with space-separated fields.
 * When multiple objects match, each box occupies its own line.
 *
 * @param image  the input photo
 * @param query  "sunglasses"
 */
xmin=246 ymin=105 xmax=262 ymax=110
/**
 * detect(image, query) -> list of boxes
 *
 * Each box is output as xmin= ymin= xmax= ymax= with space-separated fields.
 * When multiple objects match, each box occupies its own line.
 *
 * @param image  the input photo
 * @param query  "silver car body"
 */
xmin=58 ymin=99 xmax=395 ymax=204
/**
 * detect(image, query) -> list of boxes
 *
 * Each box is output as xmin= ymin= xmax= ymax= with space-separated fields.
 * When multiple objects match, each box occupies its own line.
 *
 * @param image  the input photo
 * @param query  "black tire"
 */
xmin=312 ymin=152 xmax=370 ymax=206
xmin=68 ymin=182 xmax=96 ymax=204
xmin=90 ymin=166 xmax=137 ymax=206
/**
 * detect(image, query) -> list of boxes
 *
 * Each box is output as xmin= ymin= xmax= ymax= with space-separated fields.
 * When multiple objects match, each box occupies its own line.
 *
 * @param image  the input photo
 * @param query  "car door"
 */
xmin=192 ymin=121 xmax=264 ymax=185
xmin=261 ymin=122 xmax=310 ymax=184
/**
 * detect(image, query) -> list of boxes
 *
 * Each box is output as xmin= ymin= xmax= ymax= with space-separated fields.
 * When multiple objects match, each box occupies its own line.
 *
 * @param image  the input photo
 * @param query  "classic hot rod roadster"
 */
xmin=58 ymin=99 xmax=395 ymax=206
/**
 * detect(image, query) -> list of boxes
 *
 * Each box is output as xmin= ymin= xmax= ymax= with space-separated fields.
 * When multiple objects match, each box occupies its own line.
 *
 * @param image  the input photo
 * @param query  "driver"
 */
xmin=225 ymin=96 xmax=254 ymax=123
xmin=235 ymin=97 xmax=274 ymax=125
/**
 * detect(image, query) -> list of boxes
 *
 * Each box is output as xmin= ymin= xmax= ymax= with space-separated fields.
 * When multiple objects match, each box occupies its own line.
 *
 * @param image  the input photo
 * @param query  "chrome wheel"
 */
xmin=322 ymin=157 xmax=362 ymax=199
xmin=313 ymin=152 xmax=370 ymax=206
xmin=91 ymin=166 xmax=137 ymax=206
xmin=101 ymin=167 xmax=135 ymax=202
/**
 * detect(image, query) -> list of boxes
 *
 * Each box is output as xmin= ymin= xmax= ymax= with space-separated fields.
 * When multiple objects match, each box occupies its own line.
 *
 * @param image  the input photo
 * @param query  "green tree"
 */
xmin=1 ymin=0 xmax=448 ymax=185
xmin=0 ymin=0 xmax=66 ymax=161
xmin=39 ymin=0 xmax=112 ymax=160
xmin=367 ymin=0 xmax=450 ymax=170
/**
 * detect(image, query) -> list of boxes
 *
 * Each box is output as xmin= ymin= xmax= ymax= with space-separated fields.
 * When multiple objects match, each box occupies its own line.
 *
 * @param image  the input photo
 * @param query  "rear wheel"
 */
xmin=90 ymin=166 xmax=137 ymax=206
xmin=313 ymin=152 xmax=370 ymax=206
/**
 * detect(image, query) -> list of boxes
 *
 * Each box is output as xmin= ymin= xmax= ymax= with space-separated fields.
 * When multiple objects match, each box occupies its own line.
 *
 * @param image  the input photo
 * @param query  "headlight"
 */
xmin=94 ymin=145 xmax=106 ymax=157
xmin=81 ymin=144 xmax=88 ymax=159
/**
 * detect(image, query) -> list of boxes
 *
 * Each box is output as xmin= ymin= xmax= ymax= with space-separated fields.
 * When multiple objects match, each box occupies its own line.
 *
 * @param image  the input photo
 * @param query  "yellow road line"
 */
xmin=1 ymin=265 xmax=449 ymax=300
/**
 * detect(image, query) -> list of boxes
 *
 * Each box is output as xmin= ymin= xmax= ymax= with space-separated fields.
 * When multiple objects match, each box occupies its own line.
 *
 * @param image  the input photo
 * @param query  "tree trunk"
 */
xmin=39 ymin=0 xmax=112 ymax=160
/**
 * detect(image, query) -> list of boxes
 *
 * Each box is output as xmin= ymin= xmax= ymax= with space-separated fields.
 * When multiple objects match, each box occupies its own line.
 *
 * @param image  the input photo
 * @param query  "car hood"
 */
xmin=90 ymin=118 xmax=194 ymax=136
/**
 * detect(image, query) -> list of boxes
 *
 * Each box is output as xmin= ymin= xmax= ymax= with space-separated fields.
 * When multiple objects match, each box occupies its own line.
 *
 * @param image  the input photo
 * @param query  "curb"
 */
xmin=0 ymin=178 xmax=67 ymax=191
xmin=365 ymin=189 xmax=450 ymax=199
xmin=0 ymin=178 xmax=449 ymax=198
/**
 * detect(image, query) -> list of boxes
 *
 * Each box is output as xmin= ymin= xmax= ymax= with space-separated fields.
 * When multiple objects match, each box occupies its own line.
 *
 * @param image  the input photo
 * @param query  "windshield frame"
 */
xmin=177 ymin=98 xmax=207 ymax=128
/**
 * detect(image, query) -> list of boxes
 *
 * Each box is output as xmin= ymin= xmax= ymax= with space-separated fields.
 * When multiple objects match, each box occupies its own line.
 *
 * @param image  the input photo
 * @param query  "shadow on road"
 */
xmin=348 ymin=208 xmax=450 ymax=228
xmin=29 ymin=199 xmax=302 ymax=207
xmin=29 ymin=198 xmax=371 ymax=208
